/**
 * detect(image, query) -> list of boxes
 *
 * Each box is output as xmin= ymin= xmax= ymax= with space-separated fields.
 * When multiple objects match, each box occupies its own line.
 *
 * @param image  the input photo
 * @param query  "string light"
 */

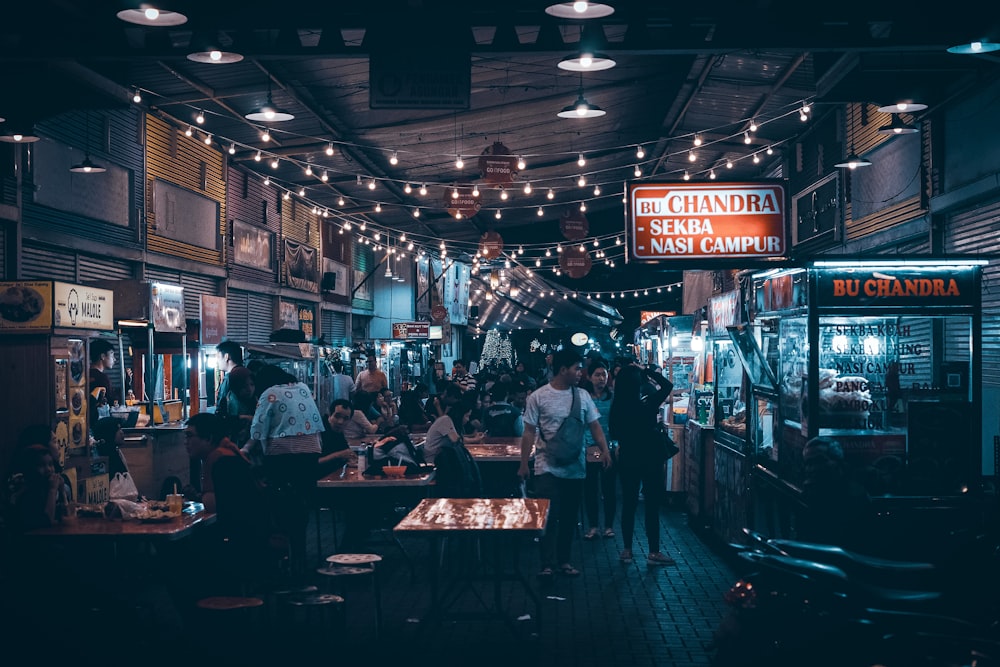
xmin=688 ymin=150 xmax=697 ymax=162
xmin=195 ymin=110 xmax=205 ymax=125
xmin=203 ymin=133 xmax=212 ymax=145
xmin=404 ymin=183 xmax=412 ymax=193
xmin=270 ymin=157 xmax=279 ymax=169
xmin=744 ymin=131 xmax=752 ymax=144
xmin=228 ymin=143 xmax=236 ymax=155
xmin=523 ymin=182 xmax=532 ymax=194
xmin=547 ymin=189 xmax=555 ymax=200
xmin=263 ymin=176 xmax=270 ymax=185
xmin=593 ymin=185 xmax=601 ymax=196
xmin=184 ymin=126 xmax=193 ymax=137
xmin=305 ymin=165 xmax=313 ymax=176
xmin=374 ymin=203 xmax=382 ymax=212
xmin=495 ymin=209 xmax=502 ymax=219
xmin=326 ymin=143 xmax=335 ymax=156
xmin=517 ymin=156 xmax=526 ymax=170
xmin=683 ymin=171 xmax=690 ymax=180
xmin=254 ymin=151 xmax=261 ymax=162
xmin=389 ymin=151 xmax=398 ymax=165
xmin=419 ymin=183 xmax=428 ymax=196
xmin=636 ymin=145 xmax=645 ymax=159
xmin=368 ymin=178 xmax=377 ymax=190
xmin=455 ymin=155 xmax=464 ymax=169
xmin=499 ymin=186 xmax=508 ymax=200
xmin=337 ymin=196 xmax=345 ymax=206
xmin=579 ymin=202 xmax=587 ymax=211
xmin=298 ymin=186 xmax=306 ymax=196
xmin=634 ymin=165 xmax=642 ymax=177
xmin=577 ymin=153 xmax=586 ymax=167
xmin=261 ymin=128 xmax=270 ymax=142
xmin=132 ymin=89 xmax=142 ymax=104
xmin=693 ymin=134 xmax=703 ymax=146
xmin=537 ymin=207 xmax=544 ymax=216
xmin=577 ymin=175 xmax=586 ymax=187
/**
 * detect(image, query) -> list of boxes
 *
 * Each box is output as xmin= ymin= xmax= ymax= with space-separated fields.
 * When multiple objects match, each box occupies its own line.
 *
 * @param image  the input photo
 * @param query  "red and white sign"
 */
xmin=392 ymin=321 xmax=430 ymax=339
xmin=627 ymin=182 xmax=786 ymax=261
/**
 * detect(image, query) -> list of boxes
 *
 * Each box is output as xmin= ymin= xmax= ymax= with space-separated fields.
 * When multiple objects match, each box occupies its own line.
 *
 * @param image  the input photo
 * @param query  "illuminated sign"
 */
xmin=627 ymin=181 xmax=786 ymax=261
xmin=392 ymin=321 xmax=430 ymax=339
xmin=814 ymin=266 xmax=978 ymax=308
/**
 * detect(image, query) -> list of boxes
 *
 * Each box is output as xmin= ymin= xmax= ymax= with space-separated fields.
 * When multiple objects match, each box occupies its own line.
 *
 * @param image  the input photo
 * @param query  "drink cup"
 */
xmin=166 ymin=494 xmax=184 ymax=514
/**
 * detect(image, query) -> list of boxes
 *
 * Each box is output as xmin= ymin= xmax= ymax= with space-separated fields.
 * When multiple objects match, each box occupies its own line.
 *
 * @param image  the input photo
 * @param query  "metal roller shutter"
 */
xmin=945 ymin=197 xmax=1000 ymax=386
xmin=226 ymin=290 xmax=249 ymax=344
xmin=247 ymin=293 xmax=272 ymax=344
xmin=180 ymin=273 xmax=219 ymax=321
xmin=321 ymin=309 xmax=348 ymax=345
xmin=145 ymin=266 xmax=181 ymax=285
xmin=21 ymin=244 xmax=76 ymax=281
xmin=79 ymin=255 xmax=134 ymax=282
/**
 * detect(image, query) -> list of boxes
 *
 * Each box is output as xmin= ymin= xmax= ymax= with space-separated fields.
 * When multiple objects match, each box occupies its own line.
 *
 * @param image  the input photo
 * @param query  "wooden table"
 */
xmin=315 ymin=467 xmax=436 ymax=572
xmin=394 ymin=497 xmax=550 ymax=636
xmin=28 ymin=505 xmax=216 ymax=542
xmin=465 ymin=440 xmax=532 ymax=496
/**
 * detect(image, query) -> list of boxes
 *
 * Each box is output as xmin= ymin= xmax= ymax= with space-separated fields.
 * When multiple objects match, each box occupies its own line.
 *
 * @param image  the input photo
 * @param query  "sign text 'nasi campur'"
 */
xmin=628 ymin=182 xmax=786 ymax=260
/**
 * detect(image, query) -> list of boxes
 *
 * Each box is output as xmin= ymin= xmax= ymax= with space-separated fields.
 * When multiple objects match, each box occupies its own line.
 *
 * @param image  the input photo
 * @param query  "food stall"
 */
xmin=91 ymin=279 xmax=192 ymax=499
xmin=0 ymin=280 xmax=116 ymax=503
xmin=742 ymin=259 xmax=985 ymax=558
xmin=706 ymin=290 xmax=750 ymax=544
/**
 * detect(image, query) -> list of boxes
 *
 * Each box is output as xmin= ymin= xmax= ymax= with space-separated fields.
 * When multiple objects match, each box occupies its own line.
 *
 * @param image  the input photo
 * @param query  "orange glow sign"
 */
xmin=627 ymin=182 xmax=786 ymax=261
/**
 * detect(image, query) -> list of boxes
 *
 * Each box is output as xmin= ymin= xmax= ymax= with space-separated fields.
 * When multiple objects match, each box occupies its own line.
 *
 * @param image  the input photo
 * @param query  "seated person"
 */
xmin=424 ymin=382 xmax=463 ymax=424
xmin=318 ymin=399 xmax=358 ymax=478
xmin=375 ymin=387 xmax=399 ymax=427
xmin=5 ymin=444 xmax=67 ymax=531
xmin=432 ymin=403 xmax=483 ymax=499
xmin=423 ymin=398 xmax=483 ymax=465
xmin=482 ymin=381 xmax=524 ymax=437
xmin=340 ymin=397 xmax=381 ymax=439
xmin=398 ymin=385 xmax=432 ymax=432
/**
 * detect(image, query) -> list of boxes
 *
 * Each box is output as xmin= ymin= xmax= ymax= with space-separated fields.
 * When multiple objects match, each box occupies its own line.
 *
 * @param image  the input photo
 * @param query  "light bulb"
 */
xmin=750 ymin=119 xmax=758 ymax=132
xmin=753 ymin=153 xmax=761 ymax=164
xmin=767 ymin=146 xmax=774 ymax=155
xmin=261 ymin=128 xmax=270 ymax=142
xmin=337 ymin=196 xmax=345 ymax=206
xmin=298 ymin=187 xmax=306 ymax=196
xmin=517 ymin=156 xmax=526 ymax=170
xmin=578 ymin=153 xmax=586 ymax=167
xmin=709 ymin=170 xmax=716 ymax=179
xmin=580 ymin=202 xmax=587 ymax=212
xmin=283 ymin=191 xmax=290 ymax=200
xmin=499 ymin=187 xmax=508 ymax=200
xmin=203 ymin=134 xmax=212 ymax=145
xmin=495 ymin=209 xmax=502 ymax=219
xmin=577 ymin=175 xmax=586 ymax=187
xmin=636 ymin=145 xmax=645 ymax=159
xmin=547 ymin=189 xmax=555 ymax=200
xmin=184 ymin=126 xmax=193 ymax=137
xmin=615 ymin=236 xmax=621 ymax=245
xmin=326 ymin=143 xmax=335 ymax=156
xmin=196 ymin=110 xmax=205 ymax=125
xmin=270 ymin=158 xmax=279 ymax=169
xmin=390 ymin=151 xmax=398 ymax=165
xmin=726 ymin=159 xmax=733 ymax=168
xmin=368 ymin=179 xmax=376 ymax=190
xmin=693 ymin=134 xmax=702 ymax=146
xmin=374 ymin=203 xmax=382 ymax=212
xmin=254 ymin=151 xmax=262 ymax=162
xmin=404 ymin=183 xmax=412 ymax=193
xmin=593 ymin=185 xmax=601 ymax=196
xmin=744 ymin=131 xmax=752 ymax=144
xmin=683 ymin=171 xmax=690 ymax=181
xmin=688 ymin=150 xmax=697 ymax=162
xmin=228 ymin=143 xmax=236 ymax=155
xmin=634 ymin=165 xmax=642 ymax=177
xmin=419 ymin=184 xmax=427 ymax=196
xmin=523 ymin=182 xmax=532 ymax=194
xmin=263 ymin=176 xmax=270 ymax=185
xmin=537 ymin=207 xmax=544 ymax=216
xmin=593 ymin=239 xmax=599 ymax=247
xmin=343 ymin=221 xmax=351 ymax=230
xmin=452 ymin=187 xmax=460 ymax=199
xmin=321 ymin=171 xmax=329 ymax=182
xmin=472 ymin=184 xmax=480 ymax=197
xmin=132 ymin=89 xmax=142 ymax=104
xmin=305 ymin=165 xmax=313 ymax=176
xmin=455 ymin=155 xmax=464 ymax=169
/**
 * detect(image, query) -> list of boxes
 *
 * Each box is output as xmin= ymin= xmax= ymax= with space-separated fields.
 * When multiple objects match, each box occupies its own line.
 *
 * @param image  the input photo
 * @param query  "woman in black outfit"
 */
xmin=609 ymin=363 xmax=674 ymax=566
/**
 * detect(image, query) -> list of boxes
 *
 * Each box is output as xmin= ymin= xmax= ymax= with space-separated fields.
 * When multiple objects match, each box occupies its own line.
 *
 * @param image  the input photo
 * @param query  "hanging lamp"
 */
xmin=557 ymin=75 xmax=605 ymax=118
xmin=245 ymin=79 xmax=294 ymax=122
xmin=70 ymin=112 xmax=106 ymax=173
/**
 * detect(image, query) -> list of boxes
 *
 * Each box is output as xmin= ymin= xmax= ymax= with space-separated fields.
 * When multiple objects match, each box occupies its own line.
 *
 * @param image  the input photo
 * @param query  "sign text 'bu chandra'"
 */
xmin=627 ymin=182 xmax=786 ymax=261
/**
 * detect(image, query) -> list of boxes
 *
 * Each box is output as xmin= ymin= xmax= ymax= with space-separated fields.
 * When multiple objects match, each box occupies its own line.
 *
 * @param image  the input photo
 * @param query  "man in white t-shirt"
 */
xmin=519 ymin=349 xmax=610 ymax=581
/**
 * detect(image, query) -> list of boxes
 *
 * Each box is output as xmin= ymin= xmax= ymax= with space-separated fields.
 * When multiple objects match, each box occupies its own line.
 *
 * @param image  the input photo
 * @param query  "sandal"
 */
xmin=583 ymin=528 xmax=600 ymax=541
xmin=603 ymin=528 xmax=616 ymax=538
xmin=558 ymin=563 xmax=581 ymax=577
xmin=537 ymin=566 xmax=554 ymax=580
xmin=619 ymin=549 xmax=633 ymax=564
xmin=647 ymin=552 xmax=676 ymax=566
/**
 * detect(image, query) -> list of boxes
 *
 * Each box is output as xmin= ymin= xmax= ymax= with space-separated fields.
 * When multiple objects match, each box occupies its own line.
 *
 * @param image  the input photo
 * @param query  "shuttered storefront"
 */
xmin=21 ymin=244 xmax=76 ymax=281
xmin=352 ymin=240 xmax=374 ymax=311
xmin=945 ymin=197 xmax=1000 ymax=386
xmin=321 ymin=309 xmax=349 ymax=346
xmin=78 ymin=255 xmax=134 ymax=282
xmin=227 ymin=289 xmax=274 ymax=345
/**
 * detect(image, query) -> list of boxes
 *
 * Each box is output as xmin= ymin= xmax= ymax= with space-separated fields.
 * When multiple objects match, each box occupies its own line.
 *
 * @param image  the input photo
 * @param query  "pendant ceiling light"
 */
xmin=558 ymin=52 xmax=617 ymax=71
xmin=877 ymin=115 xmax=919 ymax=135
xmin=70 ymin=112 xmax=106 ymax=173
xmin=545 ymin=2 xmax=615 ymax=19
xmin=877 ymin=101 xmax=927 ymax=113
xmin=835 ymin=105 xmax=872 ymax=169
xmin=245 ymin=80 xmax=294 ymax=122
xmin=0 ymin=130 xmax=40 ymax=143
xmin=187 ymin=49 xmax=243 ymax=64
xmin=946 ymin=39 xmax=1000 ymax=54
xmin=557 ymin=75 xmax=605 ymax=118
xmin=116 ymin=5 xmax=188 ymax=26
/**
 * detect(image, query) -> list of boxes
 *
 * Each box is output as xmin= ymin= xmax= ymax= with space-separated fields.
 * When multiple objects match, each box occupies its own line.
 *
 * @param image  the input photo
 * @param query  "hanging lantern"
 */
xmin=559 ymin=209 xmax=590 ymax=241
xmin=559 ymin=245 xmax=592 ymax=278
xmin=478 ymin=141 xmax=520 ymax=184
xmin=479 ymin=230 xmax=504 ymax=259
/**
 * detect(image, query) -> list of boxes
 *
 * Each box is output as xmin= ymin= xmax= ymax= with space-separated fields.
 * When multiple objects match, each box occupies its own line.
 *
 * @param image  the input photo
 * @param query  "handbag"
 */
xmin=657 ymin=425 xmax=680 ymax=461
xmin=538 ymin=387 xmax=585 ymax=466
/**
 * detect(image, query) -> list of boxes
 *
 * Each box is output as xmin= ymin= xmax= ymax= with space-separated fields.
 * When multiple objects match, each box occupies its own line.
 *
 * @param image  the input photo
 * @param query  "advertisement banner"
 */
xmin=54 ymin=282 xmax=115 ymax=331
xmin=392 ymin=321 xmax=430 ymax=339
xmin=233 ymin=220 xmax=274 ymax=271
xmin=814 ymin=265 xmax=978 ymax=309
xmin=627 ymin=181 xmax=786 ymax=261
xmin=200 ymin=295 xmax=227 ymax=345
xmin=0 ymin=281 xmax=53 ymax=330
xmin=151 ymin=282 xmax=185 ymax=333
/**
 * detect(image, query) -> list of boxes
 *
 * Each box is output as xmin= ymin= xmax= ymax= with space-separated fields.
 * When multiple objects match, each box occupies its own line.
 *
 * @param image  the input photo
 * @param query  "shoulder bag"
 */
xmin=538 ymin=387 xmax=585 ymax=466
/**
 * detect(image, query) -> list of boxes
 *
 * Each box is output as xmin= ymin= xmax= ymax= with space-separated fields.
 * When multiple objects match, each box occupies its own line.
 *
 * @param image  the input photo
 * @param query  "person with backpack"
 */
xmin=518 ymin=349 xmax=610 ymax=581
xmin=432 ymin=401 xmax=483 ymax=499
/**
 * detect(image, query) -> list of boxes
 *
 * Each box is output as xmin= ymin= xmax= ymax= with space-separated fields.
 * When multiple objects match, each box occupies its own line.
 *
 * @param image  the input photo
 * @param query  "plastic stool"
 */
xmin=196 ymin=596 xmax=264 ymax=611
xmin=283 ymin=593 xmax=345 ymax=632
xmin=317 ymin=553 xmax=383 ymax=637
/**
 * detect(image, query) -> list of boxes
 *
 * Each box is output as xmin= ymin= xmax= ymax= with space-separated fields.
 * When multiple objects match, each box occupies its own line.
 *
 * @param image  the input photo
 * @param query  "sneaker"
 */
xmin=647 ymin=552 xmax=676 ymax=566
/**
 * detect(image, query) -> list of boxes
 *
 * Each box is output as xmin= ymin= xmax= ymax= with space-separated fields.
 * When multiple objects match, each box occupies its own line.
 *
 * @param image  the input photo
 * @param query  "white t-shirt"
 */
xmin=523 ymin=384 xmax=600 ymax=479
xmin=422 ymin=415 xmax=459 ymax=464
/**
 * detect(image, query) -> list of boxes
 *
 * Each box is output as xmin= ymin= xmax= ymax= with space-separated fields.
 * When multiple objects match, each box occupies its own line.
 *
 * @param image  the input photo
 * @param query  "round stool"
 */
xmin=318 ymin=553 xmax=383 ymax=637
xmin=196 ymin=596 xmax=264 ymax=611
xmin=283 ymin=593 xmax=345 ymax=633
xmin=194 ymin=596 xmax=265 ymax=655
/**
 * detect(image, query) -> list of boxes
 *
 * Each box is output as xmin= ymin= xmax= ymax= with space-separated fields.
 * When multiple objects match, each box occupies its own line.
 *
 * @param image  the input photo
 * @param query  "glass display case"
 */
xmin=750 ymin=260 xmax=983 ymax=498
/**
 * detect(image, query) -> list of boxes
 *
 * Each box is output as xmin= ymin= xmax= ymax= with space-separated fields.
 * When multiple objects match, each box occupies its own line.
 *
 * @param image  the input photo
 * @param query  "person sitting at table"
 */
xmin=483 ymin=381 xmax=524 ymax=438
xmin=432 ymin=402 xmax=483 ymax=499
xmin=4 ymin=444 xmax=67 ymax=532
xmin=340 ymin=396 xmax=381 ymax=439
xmin=375 ymin=387 xmax=399 ymax=428
xmin=422 ymin=397 xmax=484 ymax=465
xmin=398 ymin=385 xmax=432 ymax=432
xmin=319 ymin=399 xmax=358 ymax=478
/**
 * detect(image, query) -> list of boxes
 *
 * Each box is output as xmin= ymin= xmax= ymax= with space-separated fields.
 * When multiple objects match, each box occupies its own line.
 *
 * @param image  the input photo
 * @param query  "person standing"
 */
xmin=88 ymin=339 xmax=117 ymax=425
xmin=518 ymin=349 xmax=610 ymax=580
xmin=330 ymin=359 xmax=355 ymax=402
xmin=355 ymin=355 xmax=388 ymax=395
xmin=582 ymin=361 xmax=618 ymax=541
xmin=247 ymin=364 xmax=324 ymax=579
xmin=610 ymin=364 xmax=674 ymax=566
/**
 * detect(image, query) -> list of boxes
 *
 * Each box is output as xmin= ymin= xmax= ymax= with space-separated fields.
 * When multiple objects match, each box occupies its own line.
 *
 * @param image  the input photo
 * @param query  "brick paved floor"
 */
xmin=299 ymin=496 xmax=738 ymax=667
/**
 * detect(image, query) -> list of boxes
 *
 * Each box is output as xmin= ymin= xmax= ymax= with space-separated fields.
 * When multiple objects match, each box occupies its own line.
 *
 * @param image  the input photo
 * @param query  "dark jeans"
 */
xmin=584 ymin=455 xmax=618 ymax=530
xmin=533 ymin=472 xmax=583 ymax=567
xmin=619 ymin=456 xmax=664 ymax=553
xmin=264 ymin=453 xmax=318 ymax=577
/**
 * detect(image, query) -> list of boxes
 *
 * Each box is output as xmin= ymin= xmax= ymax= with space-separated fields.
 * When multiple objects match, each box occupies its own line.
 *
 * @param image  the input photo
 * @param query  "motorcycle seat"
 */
xmin=769 ymin=539 xmax=936 ymax=574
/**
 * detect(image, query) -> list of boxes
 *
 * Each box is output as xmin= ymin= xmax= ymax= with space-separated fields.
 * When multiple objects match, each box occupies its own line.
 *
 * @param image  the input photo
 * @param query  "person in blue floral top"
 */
xmin=248 ymin=364 xmax=324 ymax=579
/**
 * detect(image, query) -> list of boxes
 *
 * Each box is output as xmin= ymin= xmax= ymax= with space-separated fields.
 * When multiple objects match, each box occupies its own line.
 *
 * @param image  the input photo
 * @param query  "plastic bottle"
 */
xmin=357 ymin=447 xmax=367 ymax=475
